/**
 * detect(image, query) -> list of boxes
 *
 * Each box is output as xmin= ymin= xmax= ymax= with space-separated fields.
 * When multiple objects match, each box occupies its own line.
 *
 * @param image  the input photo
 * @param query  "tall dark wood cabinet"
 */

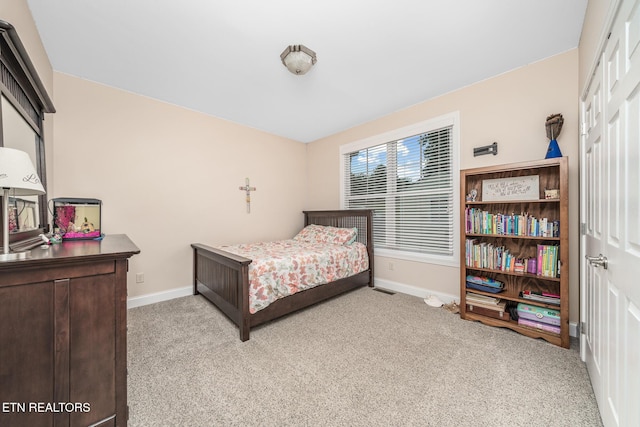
xmin=0 ymin=235 xmax=139 ymax=427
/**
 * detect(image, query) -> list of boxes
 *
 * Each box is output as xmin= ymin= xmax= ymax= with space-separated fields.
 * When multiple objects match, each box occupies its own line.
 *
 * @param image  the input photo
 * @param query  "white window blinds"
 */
xmin=342 ymin=126 xmax=454 ymax=257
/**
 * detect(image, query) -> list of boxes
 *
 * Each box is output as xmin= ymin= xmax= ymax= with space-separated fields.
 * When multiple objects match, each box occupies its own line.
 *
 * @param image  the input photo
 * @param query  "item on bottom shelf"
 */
xmin=466 ymin=304 xmax=511 ymax=320
xmin=516 ymin=303 xmax=560 ymax=326
xmin=518 ymin=317 xmax=561 ymax=334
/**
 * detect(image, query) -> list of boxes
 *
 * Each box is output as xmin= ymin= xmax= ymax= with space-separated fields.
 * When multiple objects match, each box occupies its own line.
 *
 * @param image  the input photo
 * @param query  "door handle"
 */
xmin=585 ymin=253 xmax=608 ymax=269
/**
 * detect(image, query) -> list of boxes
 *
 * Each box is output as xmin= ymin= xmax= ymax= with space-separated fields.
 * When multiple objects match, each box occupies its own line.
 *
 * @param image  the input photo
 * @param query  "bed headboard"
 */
xmin=303 ymin=210 xmax=374 ymax=278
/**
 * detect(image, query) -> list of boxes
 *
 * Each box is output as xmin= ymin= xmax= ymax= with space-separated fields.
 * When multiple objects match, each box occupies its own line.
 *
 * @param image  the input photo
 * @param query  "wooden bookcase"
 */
xmin=459 ymin=158 xmax=569 ymax=348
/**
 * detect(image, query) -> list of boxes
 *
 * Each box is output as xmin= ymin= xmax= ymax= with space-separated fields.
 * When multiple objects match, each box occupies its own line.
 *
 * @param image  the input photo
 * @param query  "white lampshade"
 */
xmin=0 ymin=147 xmax=45 ymax=195
xmin=0 ymin=147 xmax=45 ymax=260
xmin=280 ymin=44 xmax=317 ymax=75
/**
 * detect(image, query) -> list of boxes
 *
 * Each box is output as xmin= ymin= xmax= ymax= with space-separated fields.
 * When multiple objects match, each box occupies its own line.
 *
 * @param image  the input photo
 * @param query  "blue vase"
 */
xmin=545 ymin=139 xmax=562 ymax=159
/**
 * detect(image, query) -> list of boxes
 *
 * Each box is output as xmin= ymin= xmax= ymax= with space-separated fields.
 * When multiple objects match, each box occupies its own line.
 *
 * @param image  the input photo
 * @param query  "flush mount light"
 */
xmin=280 ymin=44 xmax=317 ymax=75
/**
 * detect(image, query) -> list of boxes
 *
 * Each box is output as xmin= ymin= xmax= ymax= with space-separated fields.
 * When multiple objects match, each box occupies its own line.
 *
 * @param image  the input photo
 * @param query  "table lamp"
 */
xmin=0 ymin=147 xmax=45 ymax=261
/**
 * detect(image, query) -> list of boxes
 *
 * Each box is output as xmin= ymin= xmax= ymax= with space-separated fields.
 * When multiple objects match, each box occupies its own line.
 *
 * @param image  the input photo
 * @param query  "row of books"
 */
xmin=465 ymin=207 xmax=560 ymax=238
xmin=536 ymin=244 xmax=560 ymax=278
xmin=465 ymin=239 xmax=560 ymax=278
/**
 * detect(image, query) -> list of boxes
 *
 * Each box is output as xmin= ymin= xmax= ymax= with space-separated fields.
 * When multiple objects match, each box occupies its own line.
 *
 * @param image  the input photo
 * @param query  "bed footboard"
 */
xmin=191 ymin=243 xmax=252 ymax=341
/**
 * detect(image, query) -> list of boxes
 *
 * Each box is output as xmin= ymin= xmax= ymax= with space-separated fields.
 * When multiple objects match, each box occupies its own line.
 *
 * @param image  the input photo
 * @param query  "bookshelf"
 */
xmin=460 ymin=158 xmax=569 ymax=348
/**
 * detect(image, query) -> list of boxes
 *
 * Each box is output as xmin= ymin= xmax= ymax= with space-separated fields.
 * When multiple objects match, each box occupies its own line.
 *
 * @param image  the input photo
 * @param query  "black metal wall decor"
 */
xmin=473 ymin=142 xmax=498 ymax=157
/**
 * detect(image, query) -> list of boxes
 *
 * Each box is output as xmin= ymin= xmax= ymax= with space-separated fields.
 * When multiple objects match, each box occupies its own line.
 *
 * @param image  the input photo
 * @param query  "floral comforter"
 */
xmin=218 ymin=240 xmax=369 ymax=314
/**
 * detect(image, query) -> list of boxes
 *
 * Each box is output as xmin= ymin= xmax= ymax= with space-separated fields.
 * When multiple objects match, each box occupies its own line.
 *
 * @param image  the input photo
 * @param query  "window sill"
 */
xmin=375 ymin=248 xmax=459 ymax=268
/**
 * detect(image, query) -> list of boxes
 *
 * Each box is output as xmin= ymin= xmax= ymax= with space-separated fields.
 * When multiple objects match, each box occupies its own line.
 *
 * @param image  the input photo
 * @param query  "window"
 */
xmin=340 ymin=113 xmax=459 ymax=265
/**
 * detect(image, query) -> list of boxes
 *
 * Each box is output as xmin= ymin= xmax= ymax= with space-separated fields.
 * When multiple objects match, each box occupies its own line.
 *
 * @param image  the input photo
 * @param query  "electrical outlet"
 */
xmin=388 ymin=262 xmax=394 ymax=271
xmin=136 ymin=273 xmax=144 ymax=283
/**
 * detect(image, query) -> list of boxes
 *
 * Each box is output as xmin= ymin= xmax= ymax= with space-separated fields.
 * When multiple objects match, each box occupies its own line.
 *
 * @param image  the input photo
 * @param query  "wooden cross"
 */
xmin=239 ymin=178 xmax=257 ymax=213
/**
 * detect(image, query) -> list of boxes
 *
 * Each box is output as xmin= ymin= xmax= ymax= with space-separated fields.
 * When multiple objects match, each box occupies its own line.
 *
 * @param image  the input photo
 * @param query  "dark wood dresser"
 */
xmin=0 ymin=234 xmax=139 ymax=427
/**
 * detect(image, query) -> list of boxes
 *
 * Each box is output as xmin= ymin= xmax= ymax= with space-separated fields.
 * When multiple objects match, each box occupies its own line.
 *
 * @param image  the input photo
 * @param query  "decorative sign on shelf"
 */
xmin=482 ymin=175 xmax=540 ymax=201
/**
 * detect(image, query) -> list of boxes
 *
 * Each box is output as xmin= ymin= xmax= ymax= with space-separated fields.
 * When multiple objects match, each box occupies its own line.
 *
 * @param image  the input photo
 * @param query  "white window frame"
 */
xmin=339 ymin=112 xmax=460 ymax=267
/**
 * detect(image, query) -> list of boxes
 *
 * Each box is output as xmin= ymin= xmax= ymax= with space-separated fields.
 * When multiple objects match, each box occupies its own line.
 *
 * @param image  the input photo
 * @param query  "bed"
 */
xmin=191 ymin=210 xmax=374 ymax=341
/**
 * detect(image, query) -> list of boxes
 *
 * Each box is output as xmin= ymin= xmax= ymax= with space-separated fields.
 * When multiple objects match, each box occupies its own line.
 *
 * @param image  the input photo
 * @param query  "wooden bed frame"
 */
xmin=191 ymin=210 xmax=374 ymax=341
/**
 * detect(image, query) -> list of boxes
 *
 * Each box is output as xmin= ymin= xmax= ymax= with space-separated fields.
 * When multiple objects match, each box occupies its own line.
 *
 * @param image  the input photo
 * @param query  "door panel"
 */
xmin=0 ymin=282 xmax=54 ymax=427
xmin=69 ymin=274 xmax=117 ymax=427
xmin=626 ymin=301 xmax=640 ymax=426
xmin=582 ymin=1 xmax=640 ymax=426
xmin=606 ymin=282 xmax=620 ymax=425
xmin=586 ymin=253 xmax=604 ymax=405
xmin=583 ymin=67 xmax=605 ymax=408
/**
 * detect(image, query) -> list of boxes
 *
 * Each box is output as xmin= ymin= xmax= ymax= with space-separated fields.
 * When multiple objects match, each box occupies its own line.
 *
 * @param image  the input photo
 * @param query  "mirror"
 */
xmin=0 ymin=20 xmax=55 ymax=252
xmin=1 ymin=95 xmax=42 ymax=234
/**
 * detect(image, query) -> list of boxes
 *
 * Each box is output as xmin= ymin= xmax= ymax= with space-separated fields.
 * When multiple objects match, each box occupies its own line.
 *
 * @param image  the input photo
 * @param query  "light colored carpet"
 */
xmin=127 ymin=287 xmax=602 ymax=427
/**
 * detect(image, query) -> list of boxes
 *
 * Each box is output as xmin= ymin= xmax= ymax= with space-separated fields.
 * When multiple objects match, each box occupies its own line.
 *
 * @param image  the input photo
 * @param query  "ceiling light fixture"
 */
xmin=280 ymin=44 xmax=317 ymax=75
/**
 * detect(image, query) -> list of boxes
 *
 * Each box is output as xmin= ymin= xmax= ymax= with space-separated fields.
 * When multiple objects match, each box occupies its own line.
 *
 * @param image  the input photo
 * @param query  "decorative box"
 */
xmin=516 ymin=303 xmax=560 ymax=326
xmin=52 ymin=198 xmax=102 ymax=240
xmin=544 ymin=188 xmax=560 ymax=199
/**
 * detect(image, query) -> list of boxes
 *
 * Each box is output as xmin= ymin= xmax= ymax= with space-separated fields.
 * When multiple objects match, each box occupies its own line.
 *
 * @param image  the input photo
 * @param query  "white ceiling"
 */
xmin=26 ymin=0 xmax=588 ymax=143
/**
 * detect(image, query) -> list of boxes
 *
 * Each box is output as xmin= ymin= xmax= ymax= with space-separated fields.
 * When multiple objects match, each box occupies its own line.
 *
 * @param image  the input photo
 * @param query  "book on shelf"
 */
xmin=465 ymin=275 xmax=504 ymax=293
xmin=466 ymin=275 xmax=504 ymax=288
xmin=466 ymin=292 xmax=501 ymax=305
xmin=465 ymin=293 xmax=507 ymax=312
xmin=520 ymin=290 xmax=561 ymax=305
xmin=517 ymin=317 xmax=561 ymax=334
xmin=466 ymin=281 xmax=504 ymax=293
xmin=466 ymin=275 xmax=504 ymax=294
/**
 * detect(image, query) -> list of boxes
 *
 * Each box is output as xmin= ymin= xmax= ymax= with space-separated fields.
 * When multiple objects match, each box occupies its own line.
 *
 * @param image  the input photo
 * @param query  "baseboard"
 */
xmin=127 ymin=280 xmax=580 ymax=338
xmin=127 ymin=286 xmax=192 ymax=309
xmin=374 ymin=278 xmax=579 ymax=338
xmin=373 ymin=278 xmax=458 ymax=304
xmin=569 ymin=322 xmax=578 ymax=338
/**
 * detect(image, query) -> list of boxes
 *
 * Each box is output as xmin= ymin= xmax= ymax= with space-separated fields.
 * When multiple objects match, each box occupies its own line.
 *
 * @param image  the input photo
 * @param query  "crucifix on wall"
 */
xmin=239 ymin=178 xmax=257 ymax=213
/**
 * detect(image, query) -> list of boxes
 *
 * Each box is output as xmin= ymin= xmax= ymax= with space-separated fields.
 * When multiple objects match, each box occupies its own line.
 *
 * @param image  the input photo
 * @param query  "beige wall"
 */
xmin=52 ymin=73 xmax=307 ymax=298
xmin=9 ymin=0 xmax=605 ymax=327
xmin=1 ymin=1 xmax=53 ymax=96
xmin=307 ymin=50 xmax=581 ymax=323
